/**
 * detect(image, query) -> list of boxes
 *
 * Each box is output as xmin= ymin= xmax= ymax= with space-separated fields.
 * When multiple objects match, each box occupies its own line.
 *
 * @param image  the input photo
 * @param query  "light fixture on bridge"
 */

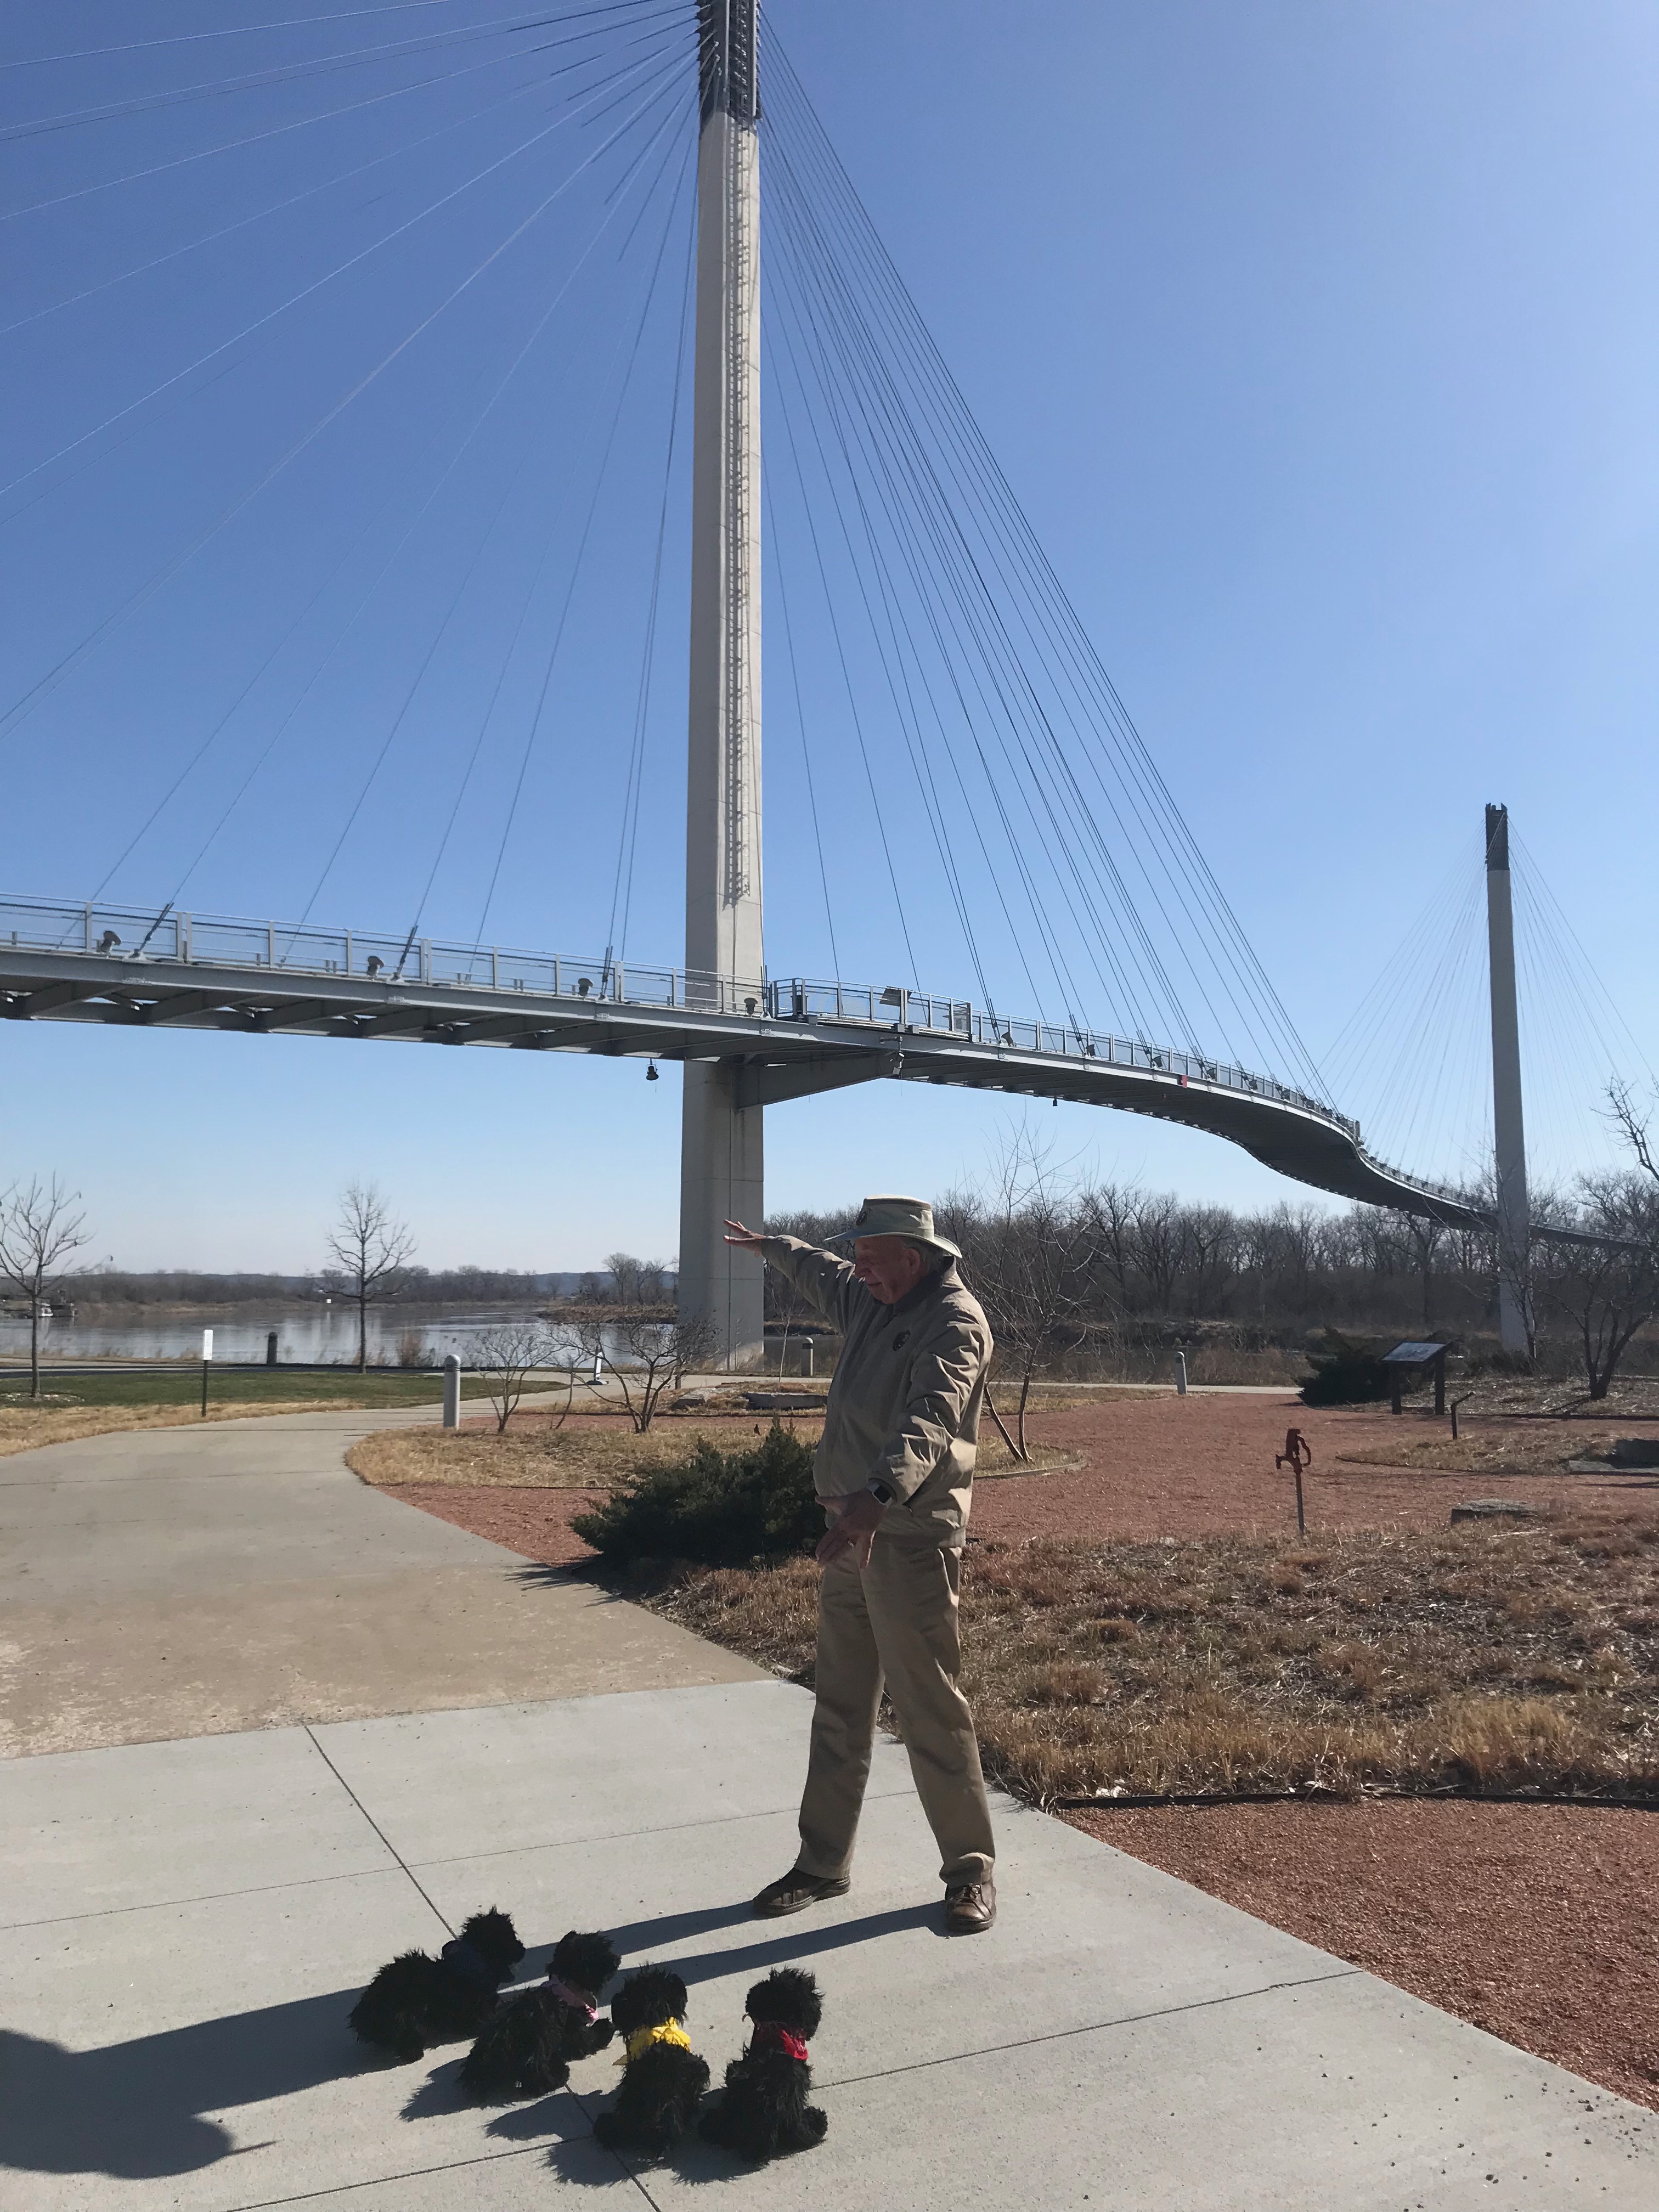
xmin=879 ymin=986 xmax=905 ymax=1007
xmin=646 ymin=1060 xmax=659 ymax=1082
xmin=97 ymin=930 xmax=121 ymax=953
xmin=578 ymin=976 xmax=592 ymax=997
xmin=365 ymin=955 xmax=383 ymax=977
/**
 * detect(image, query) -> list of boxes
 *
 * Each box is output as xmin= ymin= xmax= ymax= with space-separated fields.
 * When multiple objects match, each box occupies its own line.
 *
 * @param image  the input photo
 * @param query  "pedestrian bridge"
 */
xmin=1 ymin=893 xmax=1480 ymax=1227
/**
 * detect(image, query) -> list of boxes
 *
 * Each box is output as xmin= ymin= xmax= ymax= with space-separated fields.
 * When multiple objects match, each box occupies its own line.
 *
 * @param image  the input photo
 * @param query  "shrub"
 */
xmin=571 ymin=1422 xmax=821 ymax=1566
xmin=1297 ymin=1328 xmax=1395 ymax=1406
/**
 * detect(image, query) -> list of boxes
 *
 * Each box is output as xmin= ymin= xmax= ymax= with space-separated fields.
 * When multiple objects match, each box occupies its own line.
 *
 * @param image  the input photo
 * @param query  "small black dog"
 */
xmin=348 ymin=1909 xmax=525 ymax=2063
xmin=698 ymin=1968 xmax=827 ymax=2161
xmin=458 ymin=1928 xmax=620 ymax=2100
xmin=591 ymin=1965 xmax=710 ymax=2156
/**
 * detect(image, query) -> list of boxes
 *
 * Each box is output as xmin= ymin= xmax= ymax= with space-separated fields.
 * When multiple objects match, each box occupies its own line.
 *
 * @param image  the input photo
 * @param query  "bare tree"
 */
xmin=473 ymin=1322 xmax=552 ymax=1434
xmin=0 ymin=1176 xmax=89 ymax=1400
xmin=1534 ymin=1172 xmax=1659 ymax=1400
xmin=950 ymin=1138 xmax=1097 ymax=1460
xmin=582 ymin=1309 xmax=719 ymax=1432
xmin=1608 ymin=1078 xmax=1659 ymax=1185
xmin=324 ymin=1182 xmax=416 ymax=1372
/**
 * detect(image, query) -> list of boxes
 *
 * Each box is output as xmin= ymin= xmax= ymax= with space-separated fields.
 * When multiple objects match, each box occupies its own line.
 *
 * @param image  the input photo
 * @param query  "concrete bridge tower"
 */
xmin=1485 ymin=802 xmax=1532 ymax=1356
xmin=679 ymin=0 xmax=765 ymax=1367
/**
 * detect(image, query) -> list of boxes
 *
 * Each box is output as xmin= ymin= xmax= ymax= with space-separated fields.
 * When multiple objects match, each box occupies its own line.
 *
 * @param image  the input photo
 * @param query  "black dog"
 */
xmin=591 ymin=1965 xmax=710 ymax=2157
xmin=348 ymin=1909 xmax=525 ymax=2063
xmin=459 ymin=1929 xmax=620 ymax=2100
xmin=698 ymin=1968 xmax=827 ymax=2161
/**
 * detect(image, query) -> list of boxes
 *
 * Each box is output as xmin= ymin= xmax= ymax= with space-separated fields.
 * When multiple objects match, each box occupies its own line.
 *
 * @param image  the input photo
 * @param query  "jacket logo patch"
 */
xmin=891 ymin=1331 xmax=910 ymax=1351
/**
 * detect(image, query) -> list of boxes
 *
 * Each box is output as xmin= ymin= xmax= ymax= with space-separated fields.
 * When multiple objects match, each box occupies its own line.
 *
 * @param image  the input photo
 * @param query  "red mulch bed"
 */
xmin=971 ymin=1393 xmax=1650 ymax=1542
xmin=1067 ymin=1797 xmax=1659 ymax=2111
xmin=383 ymin=1483 xmax=607 ymax=1565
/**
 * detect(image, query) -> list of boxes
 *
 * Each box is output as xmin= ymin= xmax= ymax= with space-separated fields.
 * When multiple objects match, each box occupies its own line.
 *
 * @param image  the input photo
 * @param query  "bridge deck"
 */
xmin=1 ymin=894 xmax=1479 ymax=1224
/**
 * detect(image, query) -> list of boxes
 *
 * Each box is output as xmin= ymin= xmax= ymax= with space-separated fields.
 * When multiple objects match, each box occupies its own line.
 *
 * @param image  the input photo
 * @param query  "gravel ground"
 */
xmin=1066 ymin=1798 xmax=1659 ymax=2111
xmin=968 ymin=1395 xmax=1654 ymax=1543
xmin=380 ymin=1482 xmax=606 ymax=1564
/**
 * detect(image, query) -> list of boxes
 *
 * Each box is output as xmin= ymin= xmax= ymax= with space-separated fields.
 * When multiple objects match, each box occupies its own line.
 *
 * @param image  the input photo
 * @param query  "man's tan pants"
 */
xmin=797 ymin=1534 xmax=996 ymax=1888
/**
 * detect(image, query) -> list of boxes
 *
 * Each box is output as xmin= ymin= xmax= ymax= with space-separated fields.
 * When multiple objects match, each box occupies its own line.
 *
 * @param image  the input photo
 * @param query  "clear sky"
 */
xmin=3 ymin=1 xmax=1655 ymax=1272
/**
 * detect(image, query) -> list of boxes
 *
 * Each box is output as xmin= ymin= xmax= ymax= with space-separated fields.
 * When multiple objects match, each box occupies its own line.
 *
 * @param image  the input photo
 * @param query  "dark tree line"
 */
xmin=763 ymin=1141 xmax=1659 ymax=1401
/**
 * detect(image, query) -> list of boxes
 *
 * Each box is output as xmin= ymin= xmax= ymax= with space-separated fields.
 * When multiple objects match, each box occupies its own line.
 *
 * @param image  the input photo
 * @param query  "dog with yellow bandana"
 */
xmin=592 ymin=1966 xmax=710 ymax=2155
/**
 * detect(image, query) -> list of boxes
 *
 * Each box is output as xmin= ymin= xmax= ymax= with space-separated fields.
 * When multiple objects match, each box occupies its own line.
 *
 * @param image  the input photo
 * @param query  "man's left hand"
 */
xmin=816 ymin=1490 xmax=887 ymax=1570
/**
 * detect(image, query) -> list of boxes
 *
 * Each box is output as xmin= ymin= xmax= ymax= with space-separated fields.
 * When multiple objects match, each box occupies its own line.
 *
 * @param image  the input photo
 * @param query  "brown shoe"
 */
xmin=944 ymin=1878 xmax=997 ymax=1934
xmin=752 ymin=1867 xmax=851 ymax=1918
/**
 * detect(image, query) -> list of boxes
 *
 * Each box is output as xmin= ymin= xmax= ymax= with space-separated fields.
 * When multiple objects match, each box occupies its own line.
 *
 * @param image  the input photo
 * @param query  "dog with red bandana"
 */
xmin=698 ymin=1968 xmax=827 ymax=2161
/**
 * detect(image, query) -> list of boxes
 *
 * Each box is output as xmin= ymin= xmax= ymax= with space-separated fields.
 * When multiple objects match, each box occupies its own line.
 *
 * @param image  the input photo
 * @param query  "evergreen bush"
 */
xmin=1296 ymin=1328 xmax=1396 ymax=1406
xmin=571 ymin=1422 xmax=822 ymax=1566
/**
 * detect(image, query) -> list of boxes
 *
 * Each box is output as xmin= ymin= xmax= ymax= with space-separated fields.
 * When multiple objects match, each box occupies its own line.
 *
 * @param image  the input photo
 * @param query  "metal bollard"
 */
xmin=442 ymin=1352 xmax=461 ymax=1430
xmin=1173 ymin=1349 xmax=1188 ymax=1397
xmin=266 ymin=1330 xmax=278 ymax=1367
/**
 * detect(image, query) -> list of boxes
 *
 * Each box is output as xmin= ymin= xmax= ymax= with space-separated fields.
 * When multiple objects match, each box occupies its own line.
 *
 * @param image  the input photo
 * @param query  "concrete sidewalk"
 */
xmin=3 ymin=1679 xmax=1652 ymax=2210
xmin=0 ymin=1402 xmax=758 ymax=1754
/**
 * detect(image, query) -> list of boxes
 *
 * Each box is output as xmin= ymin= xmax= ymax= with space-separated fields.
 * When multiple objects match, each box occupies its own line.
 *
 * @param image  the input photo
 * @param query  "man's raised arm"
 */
xmin=723 ymin=1220 xmax=859 ymax=1333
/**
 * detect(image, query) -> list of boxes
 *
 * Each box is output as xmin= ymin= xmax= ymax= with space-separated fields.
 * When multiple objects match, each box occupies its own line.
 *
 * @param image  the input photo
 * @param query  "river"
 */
xmin=0 ymin=1306 xmax=662 ymax=1369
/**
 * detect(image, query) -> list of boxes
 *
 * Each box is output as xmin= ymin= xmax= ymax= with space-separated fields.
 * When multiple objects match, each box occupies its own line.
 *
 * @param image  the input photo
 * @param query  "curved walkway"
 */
xmin=0 ymin=1401 xmax=759 ymax=1756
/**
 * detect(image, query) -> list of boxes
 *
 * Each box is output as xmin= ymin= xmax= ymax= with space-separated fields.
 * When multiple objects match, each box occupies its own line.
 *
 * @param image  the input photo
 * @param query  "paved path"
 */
xmin=1 ymin=1412 xmax=1654 ymax=2209
xmin=0 ymin=1403 xmax=759 ymax=1754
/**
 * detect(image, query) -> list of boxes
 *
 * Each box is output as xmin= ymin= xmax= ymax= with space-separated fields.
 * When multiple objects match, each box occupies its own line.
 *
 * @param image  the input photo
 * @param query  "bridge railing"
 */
xmin=3 ymin=894 xmax=1362 ymax=1142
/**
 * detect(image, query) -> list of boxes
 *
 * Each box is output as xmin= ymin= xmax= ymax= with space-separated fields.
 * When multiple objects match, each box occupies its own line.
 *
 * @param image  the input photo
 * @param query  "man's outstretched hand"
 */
xmin=723 ymin=1218 xmax=765 ymax=1250
xmin=816 ymin=1490 xmax=886 ymax=1570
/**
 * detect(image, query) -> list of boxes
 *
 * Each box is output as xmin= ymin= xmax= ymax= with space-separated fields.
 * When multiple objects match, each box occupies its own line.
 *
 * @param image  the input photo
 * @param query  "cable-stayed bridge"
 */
xmin=1 ymin=2 xmax=1642 ymax=1363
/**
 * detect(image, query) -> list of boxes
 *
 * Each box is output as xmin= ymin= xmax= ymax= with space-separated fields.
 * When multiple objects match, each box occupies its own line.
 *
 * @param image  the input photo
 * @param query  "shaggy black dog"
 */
xmin=458 ymin=1929 xmax=620 ymax=2100
xmin=348 ymin=1909 xmax=525 ymax=2063
xmin=698 ymin=1968 xmax=827 ymax=2161
xmin=591 ymin=1965 xmax=710 ymax=2157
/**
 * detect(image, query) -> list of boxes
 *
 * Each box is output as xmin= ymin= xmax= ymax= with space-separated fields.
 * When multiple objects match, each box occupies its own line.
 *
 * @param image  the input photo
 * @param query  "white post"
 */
xmin=442 ymin=1352 xmax=461 ymax=1430
xmin=679 ymin=0 xmax=765 ymax=1370
xmin=1485 ymin=804 xmax=1531 ymax=1356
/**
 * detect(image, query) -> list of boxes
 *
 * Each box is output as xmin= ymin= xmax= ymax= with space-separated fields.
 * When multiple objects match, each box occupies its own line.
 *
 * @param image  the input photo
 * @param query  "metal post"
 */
xmin=442 ymin=1352 xmax=461 ymax=1430
xmin=266 ymin=1330 xmax=278 ymax=1368
xmin=680 ymin=0 xmax=764 ymax=1371
xmin=201 ymin=1327 xmax=213 ymax=1419
xmin=1485 ymin=804 xmax=1531 ymax=1356
xmin=1173 ymin=1348 xmax=1188 ymax=1397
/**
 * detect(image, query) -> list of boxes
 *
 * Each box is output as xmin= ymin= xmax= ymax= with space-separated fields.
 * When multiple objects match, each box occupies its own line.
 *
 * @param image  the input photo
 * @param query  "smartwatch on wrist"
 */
xmin=868 ymin=1479 xmax=896 ymax=1506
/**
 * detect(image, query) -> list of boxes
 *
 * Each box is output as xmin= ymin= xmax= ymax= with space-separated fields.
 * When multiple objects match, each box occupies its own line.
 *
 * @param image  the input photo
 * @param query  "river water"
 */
xmin=0 ymin=1306 xmax=658 ymax=1369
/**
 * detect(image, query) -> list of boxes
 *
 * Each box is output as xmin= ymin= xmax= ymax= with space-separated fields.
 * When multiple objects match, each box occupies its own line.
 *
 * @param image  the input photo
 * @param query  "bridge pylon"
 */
xmin=679 ymin=0 xmax=765 ymax=1368
xmin=1484 ymin=803 xmax=1532 ymax=1357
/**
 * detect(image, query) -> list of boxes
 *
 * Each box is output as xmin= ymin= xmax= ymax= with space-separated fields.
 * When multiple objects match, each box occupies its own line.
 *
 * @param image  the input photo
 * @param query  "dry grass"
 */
xmin=346 ymin=1412 xmax=1077 ymax=1489
xmin=630 ymin=1511 xmax=1659 ymax=1805
xmin=0 ymin=1399 xmax=353 ymax=1457
xmin=1336 ymin=1423 xmax=1632 ymax=1480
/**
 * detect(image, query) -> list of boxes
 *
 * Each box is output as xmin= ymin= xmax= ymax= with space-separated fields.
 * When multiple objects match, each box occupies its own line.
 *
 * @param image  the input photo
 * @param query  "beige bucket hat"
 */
xmin=830 ymin=1194 xmax=961 ymax=1259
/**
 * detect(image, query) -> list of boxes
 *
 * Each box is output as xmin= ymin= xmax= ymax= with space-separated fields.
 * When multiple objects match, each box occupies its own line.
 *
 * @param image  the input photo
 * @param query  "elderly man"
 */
xmin=723 ymin=1195 xmax=997 ymax=1936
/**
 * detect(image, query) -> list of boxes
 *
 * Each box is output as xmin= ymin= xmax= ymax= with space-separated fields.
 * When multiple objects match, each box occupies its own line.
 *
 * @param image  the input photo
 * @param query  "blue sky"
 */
xmin=2 ymin=1 xmax=1655 ymax=1271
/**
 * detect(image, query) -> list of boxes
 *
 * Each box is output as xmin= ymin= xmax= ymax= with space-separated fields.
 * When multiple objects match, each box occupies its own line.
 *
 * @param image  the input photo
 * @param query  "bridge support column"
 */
xmin=1485 ymin=803 xmax=1531 ymax=1357
xmin=679 ymin=1 xmax=764 ymax=1369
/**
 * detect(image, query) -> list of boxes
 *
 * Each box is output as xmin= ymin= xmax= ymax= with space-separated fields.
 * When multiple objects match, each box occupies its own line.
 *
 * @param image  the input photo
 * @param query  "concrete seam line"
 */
xmin=301 ymin=1722 xmax=455 ymax=1939
xmin=2 ymin=1860 xmax=417 ymax=1932
xmin=401 ymin=1782 xmax=919 ymax=1870
xmin=816 ymin=1966 xmax=1364 ymax=2091
xmin=223 ymin=2139 xmax=540 ymax=2211
xmin=223 ymin=2112 xmax=662 ymax=2212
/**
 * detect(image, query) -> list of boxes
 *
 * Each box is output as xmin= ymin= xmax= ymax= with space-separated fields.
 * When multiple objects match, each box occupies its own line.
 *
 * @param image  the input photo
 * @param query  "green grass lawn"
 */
xmin=2 ymin=1368 xmax=499 ymax=1410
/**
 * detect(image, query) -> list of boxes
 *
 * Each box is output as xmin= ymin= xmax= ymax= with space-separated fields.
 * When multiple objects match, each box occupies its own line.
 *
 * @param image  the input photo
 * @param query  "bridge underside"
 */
xmin=1 ymin=941 xmax=1483 ymax=1228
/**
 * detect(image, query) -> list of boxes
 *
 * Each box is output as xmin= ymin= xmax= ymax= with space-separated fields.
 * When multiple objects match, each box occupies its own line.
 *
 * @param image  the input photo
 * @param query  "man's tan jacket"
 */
xmin=757 ymin=1237 xmax=992 ymax=1552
